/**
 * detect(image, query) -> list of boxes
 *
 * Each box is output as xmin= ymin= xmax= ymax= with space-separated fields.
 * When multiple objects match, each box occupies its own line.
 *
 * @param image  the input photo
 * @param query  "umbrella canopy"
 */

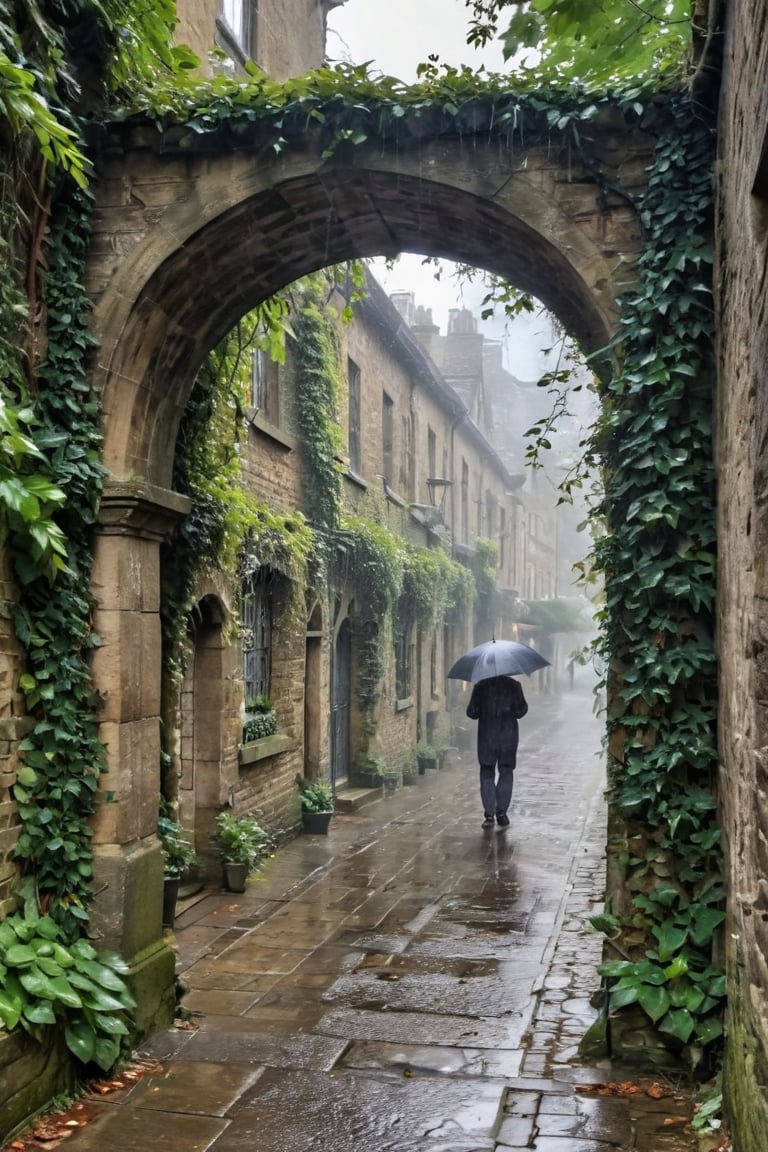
xmin=447 ymin=638 xmax=551 ymax=683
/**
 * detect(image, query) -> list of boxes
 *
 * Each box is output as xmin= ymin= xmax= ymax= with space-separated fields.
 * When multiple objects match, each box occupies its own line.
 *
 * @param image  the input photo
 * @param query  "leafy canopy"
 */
xmin=465 ymin=0 xmax=692 ymax=87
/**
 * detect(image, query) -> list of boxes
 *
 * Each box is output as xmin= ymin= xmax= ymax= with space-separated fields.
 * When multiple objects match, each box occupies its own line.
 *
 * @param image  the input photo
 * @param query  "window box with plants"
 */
xmin=239 ymin=695 xmax=291 ymax=765
xmin=242 ymin=695 xmax=279 ymax=743
xmin=158 ymin=810 xmax=198 ymax=928
xmin=297 ymin=776 xmax=334 ymax=835
xmin=213 ymin=810 xmax=273 ymax=892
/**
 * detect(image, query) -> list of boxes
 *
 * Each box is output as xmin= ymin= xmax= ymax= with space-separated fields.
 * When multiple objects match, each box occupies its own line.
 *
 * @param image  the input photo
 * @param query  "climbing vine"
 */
xmin=0 ymin=0 xmax=723 ymax=1085
xmin=0 ymin=170 xmax=136 ymax=1068
xmin=585 ymin=93 xmax=722 ymax=1059
xmin=161 ymin=306 xmax=312 ymax=686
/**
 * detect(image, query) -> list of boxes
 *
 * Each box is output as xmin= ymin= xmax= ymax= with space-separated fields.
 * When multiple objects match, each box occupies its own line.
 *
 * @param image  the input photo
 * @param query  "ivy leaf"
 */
xmin=638 ymin=983 xmax=671 ymax=1023
xmin=652 ymin=922 xmax=688 ymax=960
xmin=64 ymin=1016 xmax=96 ymax=1064
xmin=0 ymin=989 xmax=22 ymax=1030
xmin=659 ymin=1007 xmax=695 ymax=1043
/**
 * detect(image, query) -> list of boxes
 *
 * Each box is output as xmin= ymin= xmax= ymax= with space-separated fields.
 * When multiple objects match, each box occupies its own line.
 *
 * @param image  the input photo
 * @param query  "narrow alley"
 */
xmin=24 ymin=692 xmax=700 ymax=1151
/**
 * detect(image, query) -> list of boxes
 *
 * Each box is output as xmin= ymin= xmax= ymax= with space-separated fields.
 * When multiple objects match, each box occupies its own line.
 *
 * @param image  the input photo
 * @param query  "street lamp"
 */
xmin=426 ymin=477 xmax=452 ymax=512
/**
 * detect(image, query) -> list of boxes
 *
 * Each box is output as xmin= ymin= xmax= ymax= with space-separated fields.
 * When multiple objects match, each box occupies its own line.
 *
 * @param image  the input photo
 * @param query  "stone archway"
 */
xmin=83 ymin=99 xmax=655 ymax=1022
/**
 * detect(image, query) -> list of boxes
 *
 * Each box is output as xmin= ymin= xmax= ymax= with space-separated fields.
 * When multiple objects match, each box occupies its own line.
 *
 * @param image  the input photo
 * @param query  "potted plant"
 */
xmin=297 ymin=776 xmax=334 ymax=835
xmin=416 ymin=741 xmax=438 ymax=774
xmin=401 ymin=752 xmax=420 ymax=787
xmin=434 ymin=738 xmax=451 ymax=770
xmin=213 ymin=810 xmax=272 ymax=892
xmin=157 ymin=811 xmax=197 ymax=928
xmin=381 ymin=766 xmax=400 ymax=798
xmin=352 ymin=753 xmax=387 ymax=790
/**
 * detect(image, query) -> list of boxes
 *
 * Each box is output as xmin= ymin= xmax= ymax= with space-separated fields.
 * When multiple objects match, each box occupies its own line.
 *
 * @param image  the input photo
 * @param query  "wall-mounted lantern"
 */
xmin=426 ymin=477 xmax=453 ymax=512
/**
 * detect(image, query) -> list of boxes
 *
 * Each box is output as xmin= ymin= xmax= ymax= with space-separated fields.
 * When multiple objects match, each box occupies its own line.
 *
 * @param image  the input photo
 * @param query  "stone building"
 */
xmin=170 ymin=269 xmax=530 ymax=886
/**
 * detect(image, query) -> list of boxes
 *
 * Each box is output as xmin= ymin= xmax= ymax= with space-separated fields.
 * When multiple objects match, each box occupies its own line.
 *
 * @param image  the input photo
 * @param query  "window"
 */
xmin=400 ymin=412 xmax=414 ymax=497
xmin=251 ymin=348 xmax=280 ymax=425
xmin=394 ymin=600 xmax=413 ymax=701
xmin=348 ymin=358 xmax=361 ymax=474
xmin=221 ymin=0 xmax=249 ymax=50
xmin=427 ymin=426 xmax=437 ymax=479
xmin=461 ymin=459 xmax=469 ymax=543
xmin=242 ymin=568 xmax=272 ymax=702
xmin=486 ymin=491 xmax=498 ymax=540
xmin=382 ymin=391 xmax=394 ymax=483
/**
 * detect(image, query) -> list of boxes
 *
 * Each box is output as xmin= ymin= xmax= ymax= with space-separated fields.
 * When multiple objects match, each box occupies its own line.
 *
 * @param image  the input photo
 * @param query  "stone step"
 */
xmin=333 ymin=785 xmax=383 ymax=813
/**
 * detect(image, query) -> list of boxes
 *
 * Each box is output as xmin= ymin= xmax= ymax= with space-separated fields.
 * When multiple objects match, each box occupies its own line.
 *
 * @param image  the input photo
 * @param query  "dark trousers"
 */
xmin=480 ymin=762 xmax=514 ymax=818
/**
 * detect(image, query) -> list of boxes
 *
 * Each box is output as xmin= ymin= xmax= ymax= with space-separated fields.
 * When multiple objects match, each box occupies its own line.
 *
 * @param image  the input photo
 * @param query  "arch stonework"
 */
xmin=83 ymin=105 xmax=656 ymax=1019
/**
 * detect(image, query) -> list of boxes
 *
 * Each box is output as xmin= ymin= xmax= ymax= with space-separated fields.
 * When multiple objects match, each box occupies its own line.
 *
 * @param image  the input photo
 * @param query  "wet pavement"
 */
xmin=11 ymin=692 xmax=703 ymax=1151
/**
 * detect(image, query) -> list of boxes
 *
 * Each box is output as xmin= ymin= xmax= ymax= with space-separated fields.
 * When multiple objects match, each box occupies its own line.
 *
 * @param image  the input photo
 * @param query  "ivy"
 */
xmin=293 ymin=286 xmax=344 ymax=551
xmin=0 ymin=0 xmax=723 ymax=1076
xmin=11 ymin=177 xmax=106 ymax=934
xmin=585 ymin=92 xmax=722 ymax=1059
xmin=161 ymin=305 xmax=313 ymax=685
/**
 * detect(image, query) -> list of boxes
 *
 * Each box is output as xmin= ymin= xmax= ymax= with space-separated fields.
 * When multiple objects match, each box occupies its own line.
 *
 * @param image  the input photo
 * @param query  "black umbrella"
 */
xmin=447 ymin=638 xmax=550 ymax=683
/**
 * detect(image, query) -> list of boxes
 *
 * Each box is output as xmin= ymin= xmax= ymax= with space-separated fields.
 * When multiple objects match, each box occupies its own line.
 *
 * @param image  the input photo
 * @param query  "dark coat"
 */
xmin=466 ymin=676 xmax=528 ymax=766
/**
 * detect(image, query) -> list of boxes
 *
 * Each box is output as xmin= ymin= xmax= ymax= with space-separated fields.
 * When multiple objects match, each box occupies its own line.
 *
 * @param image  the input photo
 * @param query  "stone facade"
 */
xmin=175 ymin=0 xmax=341 ymax=80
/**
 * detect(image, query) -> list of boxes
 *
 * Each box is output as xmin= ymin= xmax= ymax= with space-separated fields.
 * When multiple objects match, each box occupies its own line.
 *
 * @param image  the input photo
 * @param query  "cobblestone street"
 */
xmin=10 ymin=691 xmax=703 ymax=1151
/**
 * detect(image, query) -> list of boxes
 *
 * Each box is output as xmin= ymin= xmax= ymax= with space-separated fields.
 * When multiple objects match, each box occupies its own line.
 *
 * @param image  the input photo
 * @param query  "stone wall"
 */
xmin=716 ymin=1 xmax=768 ymax=1146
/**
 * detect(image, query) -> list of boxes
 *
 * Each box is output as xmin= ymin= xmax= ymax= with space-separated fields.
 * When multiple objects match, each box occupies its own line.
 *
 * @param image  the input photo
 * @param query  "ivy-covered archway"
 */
xmin=82 ymin=79 xmax=719 ymax=1062
xmin=0 ymin=60 xmax=719 ymax=1106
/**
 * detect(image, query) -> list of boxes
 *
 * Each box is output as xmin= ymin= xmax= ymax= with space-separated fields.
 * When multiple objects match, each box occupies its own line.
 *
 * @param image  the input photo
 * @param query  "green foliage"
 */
xmin=356 ymin=753 xmax=387 ymax=779
xmin=11 ymin=181 xmax=107 ymax=940
xmin=297 ymin=776 xmax=334 ymax=813
xmin=242 ymin=708 xmax=278 ymax=743
xmin=0 ymin=22 xmax=90 ymax=186
xmin=157 ymin=805 xmax=197 ymax=878
xmin=0 ymin=879 xmax=135 ymax=1071
xmin=471 ymin=537 xmax=499 ymax=630
xmin=464 ymin=0 xmax=692 ymax=88
xmin=584 ymin=92 xmax=722 ymax=1058
xmin=294 ymin=286 xmax=344 ymax=551
xmin=213 ymin=812 xmax=273 ymax=869
xmin=161 ymin=306 xmax=312 ymax=683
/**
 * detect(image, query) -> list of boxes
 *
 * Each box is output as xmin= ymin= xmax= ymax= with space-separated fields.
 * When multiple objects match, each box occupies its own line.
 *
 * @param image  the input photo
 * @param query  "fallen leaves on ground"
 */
xmin=1 ymin=1060 xmax=164 ymax=1152
xmin=574 ymin=1079 xmax=670 ymax=1098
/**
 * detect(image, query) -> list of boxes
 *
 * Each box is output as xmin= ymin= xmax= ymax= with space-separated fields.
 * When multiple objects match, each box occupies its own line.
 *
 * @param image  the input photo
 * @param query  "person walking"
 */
xmin=466 ymin=674 xmax=528 ymax=828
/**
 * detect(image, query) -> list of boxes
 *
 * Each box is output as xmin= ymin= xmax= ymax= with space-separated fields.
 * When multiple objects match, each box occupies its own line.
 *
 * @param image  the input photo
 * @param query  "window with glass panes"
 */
xmin=394 ymin=599 xmax=413 ymax=701
xmin=242 ymin=568 xmax=271 ymax=701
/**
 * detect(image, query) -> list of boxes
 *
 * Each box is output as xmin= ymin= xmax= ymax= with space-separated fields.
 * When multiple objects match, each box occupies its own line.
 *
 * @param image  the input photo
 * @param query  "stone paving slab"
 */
xmin=2 ymin=693 xmax=702 ymax=1152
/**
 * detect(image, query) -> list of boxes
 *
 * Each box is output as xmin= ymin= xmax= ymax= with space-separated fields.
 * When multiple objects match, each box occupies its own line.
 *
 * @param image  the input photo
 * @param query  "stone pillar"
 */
xmin=89 ymin=479 xmax=191 ymax=1036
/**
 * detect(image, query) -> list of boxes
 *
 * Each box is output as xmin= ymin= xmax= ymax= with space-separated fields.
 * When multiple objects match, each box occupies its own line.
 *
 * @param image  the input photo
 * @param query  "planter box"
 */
xmin=239 ymin=733 xmax=291 ymax=766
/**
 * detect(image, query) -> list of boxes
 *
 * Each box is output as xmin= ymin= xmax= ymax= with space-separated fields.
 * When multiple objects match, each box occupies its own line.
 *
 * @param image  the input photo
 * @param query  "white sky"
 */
xmin=325 ymin=0 xmax=556 ymax=380
xmin=326 ymin=0 xmax=507 ymax=82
